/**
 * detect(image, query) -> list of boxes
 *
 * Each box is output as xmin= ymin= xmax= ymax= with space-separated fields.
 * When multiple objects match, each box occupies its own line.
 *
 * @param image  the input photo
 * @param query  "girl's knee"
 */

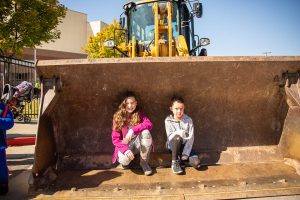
xmin=117 ymin=152 xmax=131 ymax=166
xmin=141 ymin=130 xmax=152 ymax=146
xmin=141 ymin=130 xmax=151 ymax=138
xmin=173 ymin=135 xmax=182 ymax=142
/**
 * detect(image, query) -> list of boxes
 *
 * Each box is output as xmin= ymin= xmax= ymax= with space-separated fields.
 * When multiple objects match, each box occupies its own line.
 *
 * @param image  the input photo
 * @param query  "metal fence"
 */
xmin=0 ymin=56 xmax=39 ymax=120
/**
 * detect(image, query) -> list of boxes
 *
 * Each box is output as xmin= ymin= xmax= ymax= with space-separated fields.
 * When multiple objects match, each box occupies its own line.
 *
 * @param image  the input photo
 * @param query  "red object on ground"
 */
xmin=7 ymin=137 xmax=36 ymax=146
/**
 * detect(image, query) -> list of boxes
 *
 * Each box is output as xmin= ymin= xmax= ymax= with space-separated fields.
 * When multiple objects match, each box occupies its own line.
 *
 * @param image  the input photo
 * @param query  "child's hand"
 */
xmin=125 ymin=150 xmax=134 ymax=160
xmin=122 ymin=138 xmax=129 ymax=144
xmin=181 ymin=154 xmax=189 ymax=161
xmin=174 ymin=130 xmax=185 ymax=138
xmin=123 ymin=129 xmax=134 ymax=144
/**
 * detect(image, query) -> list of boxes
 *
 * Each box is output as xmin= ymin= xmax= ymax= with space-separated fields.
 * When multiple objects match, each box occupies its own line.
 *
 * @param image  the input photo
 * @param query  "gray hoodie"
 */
xmin=165 ymin=114 xmax=194 ymax=156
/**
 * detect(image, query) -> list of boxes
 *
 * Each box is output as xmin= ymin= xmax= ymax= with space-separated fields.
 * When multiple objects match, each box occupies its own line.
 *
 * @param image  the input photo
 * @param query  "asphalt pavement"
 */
xmin=4 ymin=120 xmax=37 ymax=200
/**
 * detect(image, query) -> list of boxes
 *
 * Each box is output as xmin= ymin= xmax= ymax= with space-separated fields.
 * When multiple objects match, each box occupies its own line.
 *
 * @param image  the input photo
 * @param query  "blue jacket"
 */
xmin=0 ymin=103 xmax=14 ymax=150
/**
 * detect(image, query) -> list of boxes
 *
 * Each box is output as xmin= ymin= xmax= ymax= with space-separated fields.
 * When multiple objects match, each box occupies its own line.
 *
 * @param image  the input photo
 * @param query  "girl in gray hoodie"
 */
xmin=165 ymin=96 xmax=200 ymax=174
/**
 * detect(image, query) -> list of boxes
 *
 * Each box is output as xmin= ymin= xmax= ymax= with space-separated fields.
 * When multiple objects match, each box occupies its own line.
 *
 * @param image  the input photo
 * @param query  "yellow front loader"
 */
xmin=105 ymin=0 xmax=209 ymax=58
xmin=30 ymin=1 xmax=300 ymax=199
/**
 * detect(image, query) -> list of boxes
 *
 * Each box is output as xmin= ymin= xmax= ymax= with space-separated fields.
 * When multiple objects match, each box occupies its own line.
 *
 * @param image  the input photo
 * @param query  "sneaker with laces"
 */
xmin=121 ymin=164 xmax=130 ymax=169
xmin=140 ymin=159 xmax=152 ymax=176
xmin=171 ymin=160 xmax=183 ymax=174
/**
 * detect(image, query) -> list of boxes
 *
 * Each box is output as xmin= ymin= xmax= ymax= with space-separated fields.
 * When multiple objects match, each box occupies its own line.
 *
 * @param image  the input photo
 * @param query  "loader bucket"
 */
xmin=31 ymin=56 xmax=300 ymax=199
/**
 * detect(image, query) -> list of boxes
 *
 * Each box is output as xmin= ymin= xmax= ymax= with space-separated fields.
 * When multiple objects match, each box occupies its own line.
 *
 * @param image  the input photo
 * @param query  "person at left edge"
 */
xmin=0 ymin=101 xmax=14 ymax=195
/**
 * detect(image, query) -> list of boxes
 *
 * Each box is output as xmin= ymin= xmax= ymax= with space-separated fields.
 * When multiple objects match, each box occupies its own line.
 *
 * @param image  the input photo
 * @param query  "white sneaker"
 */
xmin=171 ymin=160 xmax=183 ymax=174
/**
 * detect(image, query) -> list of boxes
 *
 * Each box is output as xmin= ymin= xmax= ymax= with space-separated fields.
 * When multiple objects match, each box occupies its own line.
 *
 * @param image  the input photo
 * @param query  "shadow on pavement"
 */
xmin=6 ymin=133 xmax=36 ymax=139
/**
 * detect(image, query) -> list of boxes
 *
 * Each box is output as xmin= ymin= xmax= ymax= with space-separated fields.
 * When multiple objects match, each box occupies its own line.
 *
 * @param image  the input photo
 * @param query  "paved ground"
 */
xmin=31 ymin=161 xmax=300 ymax=199
xmin=2 ymin=121 xmax=300 ymax=200
xmin=4 ymin=120 xmax=37 ymax=200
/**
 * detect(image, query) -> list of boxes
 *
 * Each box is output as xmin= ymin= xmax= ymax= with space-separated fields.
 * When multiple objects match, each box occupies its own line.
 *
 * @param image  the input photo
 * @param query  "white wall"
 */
xmin=39 ymin=10 xmax=89 ymax=54
xmin=34 ymin=9 xmax=108 ymax=58
xmin=89 ymin=21 xmax=108 ymax=36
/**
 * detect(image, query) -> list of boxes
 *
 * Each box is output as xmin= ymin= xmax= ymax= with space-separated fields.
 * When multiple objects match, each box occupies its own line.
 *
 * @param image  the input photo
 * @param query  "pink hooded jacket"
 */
xmin=111 ymin=112 xmax=153 ymax=163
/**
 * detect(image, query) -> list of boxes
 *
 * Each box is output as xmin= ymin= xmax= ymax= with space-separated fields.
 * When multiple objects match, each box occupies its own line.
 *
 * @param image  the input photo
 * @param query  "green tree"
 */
xmin=0 ymin=0 xmax=66 ymax=57
xmin=83 ymin=19 xmax=126 ymax=58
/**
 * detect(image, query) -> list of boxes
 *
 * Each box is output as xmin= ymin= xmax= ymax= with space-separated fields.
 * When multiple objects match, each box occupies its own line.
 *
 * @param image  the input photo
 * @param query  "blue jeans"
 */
xmin=0 ymin=149 xmax=8 ymax=184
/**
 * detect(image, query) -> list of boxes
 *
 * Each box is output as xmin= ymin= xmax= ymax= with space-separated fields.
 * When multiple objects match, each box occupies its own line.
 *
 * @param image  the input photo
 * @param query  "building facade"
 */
xmin=22 ymin=9 xmax=107 ymax=61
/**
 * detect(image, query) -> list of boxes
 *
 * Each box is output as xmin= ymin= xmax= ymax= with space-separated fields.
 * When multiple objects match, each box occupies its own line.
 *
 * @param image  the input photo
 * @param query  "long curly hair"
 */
xmin=113 ymin=91 xmax=141 ymax=131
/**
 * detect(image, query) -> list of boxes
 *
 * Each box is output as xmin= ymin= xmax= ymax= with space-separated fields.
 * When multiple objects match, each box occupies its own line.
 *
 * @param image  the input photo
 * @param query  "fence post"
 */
xmin=3 ymin=57 xmax=11 ymax=85
xmin=0 ymin=55 xmax=39 ymax=120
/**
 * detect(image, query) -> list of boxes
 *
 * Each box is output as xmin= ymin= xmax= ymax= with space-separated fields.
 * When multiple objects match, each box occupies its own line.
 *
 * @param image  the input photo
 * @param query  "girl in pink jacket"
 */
xmin=111 ymin=91 xmax=153 ymax=176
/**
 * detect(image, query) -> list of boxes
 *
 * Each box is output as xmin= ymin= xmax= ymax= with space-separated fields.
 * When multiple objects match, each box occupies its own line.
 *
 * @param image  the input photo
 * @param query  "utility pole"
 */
xmin=262 ymin=52 xmax=272 ymax=56
xmin=34 ymin=48 xmax=37 ymax=82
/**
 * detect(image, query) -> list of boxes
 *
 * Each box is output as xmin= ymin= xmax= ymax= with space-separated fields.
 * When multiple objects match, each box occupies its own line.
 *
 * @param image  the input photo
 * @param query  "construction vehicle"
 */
xmin=30 ymin=0 xmax=300 ymax=199
xmin=104 ymin=0 xmax=209 ymax=57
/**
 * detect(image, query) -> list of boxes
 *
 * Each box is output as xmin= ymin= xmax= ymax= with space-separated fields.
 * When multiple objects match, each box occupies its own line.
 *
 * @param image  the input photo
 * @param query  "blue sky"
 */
xmin=60 ymin=0 xmax=300 ymax=56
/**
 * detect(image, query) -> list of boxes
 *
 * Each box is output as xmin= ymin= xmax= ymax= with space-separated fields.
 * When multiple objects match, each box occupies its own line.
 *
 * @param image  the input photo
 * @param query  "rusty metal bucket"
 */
xmin=30 ymin=57 xmax=300 ymax=197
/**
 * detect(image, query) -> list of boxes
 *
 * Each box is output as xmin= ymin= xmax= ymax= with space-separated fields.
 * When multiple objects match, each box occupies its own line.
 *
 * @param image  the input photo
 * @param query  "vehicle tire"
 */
xmin=17 ymin=115 xmax=24 ymax=121
xmin=0 ymin=183 xmax=8 ymax=195
xmin=24 ymin=116 xmax=31 ymax=123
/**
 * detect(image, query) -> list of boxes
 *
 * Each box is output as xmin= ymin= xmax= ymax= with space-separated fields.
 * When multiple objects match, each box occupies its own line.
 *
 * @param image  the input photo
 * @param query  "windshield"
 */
xmin=128 ymin=1 xmax=179 ymax=42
